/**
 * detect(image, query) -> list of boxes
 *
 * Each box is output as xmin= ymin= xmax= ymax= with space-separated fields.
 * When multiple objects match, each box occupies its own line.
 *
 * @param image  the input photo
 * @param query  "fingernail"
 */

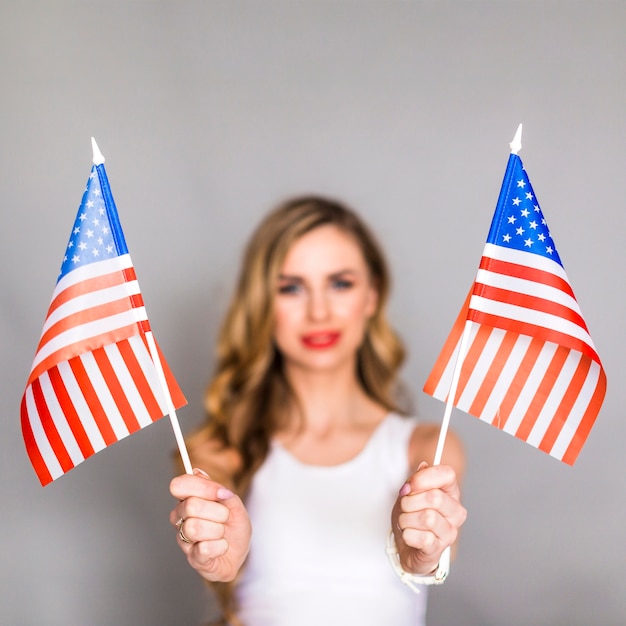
xmin=217 ymin=487 xmax=234 ymax=500
xmin=193 ymin=467 xmax=210 ymax=478
xmin=417 ymin=461 xmax=428 ymax=471
xmin=399 ymin=483 xmax=411 ymax=497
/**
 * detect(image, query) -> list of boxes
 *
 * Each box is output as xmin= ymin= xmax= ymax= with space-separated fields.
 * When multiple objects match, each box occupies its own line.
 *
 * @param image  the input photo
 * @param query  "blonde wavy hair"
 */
xmin=187 ymin=195 xmax=407 ymax=624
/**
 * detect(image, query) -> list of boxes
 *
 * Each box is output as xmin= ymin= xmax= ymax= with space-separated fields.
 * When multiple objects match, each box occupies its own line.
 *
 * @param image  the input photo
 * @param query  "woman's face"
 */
xmin=272 ymin=224 xmax=378 ymax=376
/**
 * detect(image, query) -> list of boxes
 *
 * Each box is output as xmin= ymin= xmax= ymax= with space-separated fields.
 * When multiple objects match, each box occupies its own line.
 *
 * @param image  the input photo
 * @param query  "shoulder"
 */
xmin=185 ymin=426 xmax=242 ymax=489
xmin=408 ymin=421 xmax=465 ymax=479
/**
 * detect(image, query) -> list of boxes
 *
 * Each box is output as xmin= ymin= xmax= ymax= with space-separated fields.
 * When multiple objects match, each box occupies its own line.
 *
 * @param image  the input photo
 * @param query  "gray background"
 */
xmin=2 ymin=2 xmax=624 ymax=625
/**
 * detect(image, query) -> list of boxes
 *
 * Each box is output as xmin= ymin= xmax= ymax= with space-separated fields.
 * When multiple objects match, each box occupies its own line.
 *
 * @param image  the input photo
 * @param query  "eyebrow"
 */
xmin=278 ymin=269 xmax=359 ymax=281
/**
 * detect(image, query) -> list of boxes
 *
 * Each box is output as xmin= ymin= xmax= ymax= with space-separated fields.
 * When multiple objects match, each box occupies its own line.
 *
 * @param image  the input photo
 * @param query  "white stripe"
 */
xmin=128 ymin=335 xmax=168 ymax=413
xmin=456 ymin=328 xmax=505 ymax=411
xmin=469 ymin=294 xmax=595 ymax=348
xmin=31 ymin=307 xmax=148 ymax=371
xmin=42 ymin=280 xmax=142 ymax=335
xmin=475 ymin=268 xmax=582 ymax=316
xmin=501 ymin=343 xmax=558 ymax=436
xmin=431 ymin=322 xmax=480 ymax=402
xmin=478 ymin=334 xmax=533 ymax=427
xmin=550 ymin=360 xmax=602 ymax=459
xmin=80 ymin=351 xmax=130 ymax=440
xmin=57 ymin=360 xmax=107 ymax=452
xmin=54 ymin=254 xmax=134 ymax=296
xmin=24 ymin=385 xmax=64 ymax=481
xmin=38 ymin=370 xmax=85 ymax=466
xmin=526 ymin=351 xmax=582 ymax=447
xmin=104 ymin=342 xmax=154 ymax=428
xmin=483 ymin=243 xmax=568 ymax=282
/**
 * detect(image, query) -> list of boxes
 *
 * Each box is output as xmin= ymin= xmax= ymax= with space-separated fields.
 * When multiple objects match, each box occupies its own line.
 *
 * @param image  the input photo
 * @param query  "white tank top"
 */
xmin=235 ymin=413 xmax=428 ymax=626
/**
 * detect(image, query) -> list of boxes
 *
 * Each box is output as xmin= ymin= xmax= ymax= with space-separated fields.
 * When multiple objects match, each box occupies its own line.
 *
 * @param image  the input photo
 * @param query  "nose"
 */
xmin=307 ymin=289 xmax=330 ymax=321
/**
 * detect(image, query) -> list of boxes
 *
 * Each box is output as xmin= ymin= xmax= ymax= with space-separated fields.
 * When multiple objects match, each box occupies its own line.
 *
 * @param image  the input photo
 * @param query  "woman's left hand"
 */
xmin=391 ymin=462 xmax=467 ymax=575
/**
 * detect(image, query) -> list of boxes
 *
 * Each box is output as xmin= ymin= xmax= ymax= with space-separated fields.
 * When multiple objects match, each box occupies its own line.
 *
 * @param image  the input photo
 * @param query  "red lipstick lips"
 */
xmin=301 ymin=331 xmax=341 ymax=349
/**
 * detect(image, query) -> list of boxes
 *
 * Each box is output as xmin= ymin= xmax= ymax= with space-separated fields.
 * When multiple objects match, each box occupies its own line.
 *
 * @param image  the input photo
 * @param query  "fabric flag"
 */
xmin=424 ymin=150 xmax=606 ymax=465
xmin=21 ymin=146 xmax=186 ymax=485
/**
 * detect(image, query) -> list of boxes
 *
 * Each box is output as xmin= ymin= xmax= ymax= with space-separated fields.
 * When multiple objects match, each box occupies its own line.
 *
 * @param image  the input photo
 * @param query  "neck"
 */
xmin=282 ymin=363 xmax=378 ymax=433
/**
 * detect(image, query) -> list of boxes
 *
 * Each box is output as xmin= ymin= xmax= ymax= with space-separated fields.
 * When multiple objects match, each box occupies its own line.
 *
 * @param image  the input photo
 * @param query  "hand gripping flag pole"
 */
xmin=426 ymin=124 xmax=606 ymax=466
xmin=21 ymin=139 xmax=192 ymax=485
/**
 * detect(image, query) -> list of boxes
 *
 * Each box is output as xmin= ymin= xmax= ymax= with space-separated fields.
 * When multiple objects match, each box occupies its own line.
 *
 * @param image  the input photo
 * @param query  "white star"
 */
xmin=92 ymin=218 xmax=100 ymax=226
xmin=79 ymin=241 xmax=87 ymax=251
xmin=73 ymin=226 xmax=80 ymax=235
xmin=502 ymin=233 xmax=512 ymax=243
xmin=89 ymin=172 xmax=96 ymax=179
xmin=516 ymin=226 xmax=525 ymax=235
xmin=99 ymin=207 xmax=105 ymax=216
xmin=92 ymin=248 xmax=100 ymax=257
xmin=93 ymin=189 xmax=101 ymax=197
xmin=67 ymin=240 xmax=74 ymax=248
xmin=524 ymin=238 xmax=533 ymax=247
xmin=97 ymin=236 xmax=104 ymax=245
xmin=106 ymin=244 xmax=114 ymax=254
xmin=86 ymin=200 xmax=95 ymax=208
xmin=526 ymin=192 xmax=533 ymax=200
xmin=538 ymin=233 xmax=546 ymax=241
xmin=512 ymin=197 xmax=521 ymax=206
xmin=86 ymin=228 xmax=94 ymax=238
xmin=72 ymin=254 xmax=81 ymax=263
xmin=507 ymin=215 xmax=517 ymax=224
xmin=517 ymin=179 xmax=526 ymax=188
xmin=79 ymin=212 xmax=87 ymax=221
xmin=521 ymin=208 xmax=530 ymax=218
xmin=102 ymin=226 xmax=109 ymax=235
xmin=529 ymin=220 xmax=538 ymax=229
xmin=546 ymin=246 xmax=553 ymax=255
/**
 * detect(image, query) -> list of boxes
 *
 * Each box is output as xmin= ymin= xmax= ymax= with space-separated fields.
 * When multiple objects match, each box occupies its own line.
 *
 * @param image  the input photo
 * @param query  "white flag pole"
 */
xmin=91 ymin=137 xmax=193 ymax=475
xmin=144 ymin=331 xmax=193 ymax=475
xmin=431 ymin=122 xmax=522 ymax=466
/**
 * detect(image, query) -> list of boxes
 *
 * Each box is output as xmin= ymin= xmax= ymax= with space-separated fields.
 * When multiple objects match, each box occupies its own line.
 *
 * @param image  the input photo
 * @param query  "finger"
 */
xmin=175 ymin=516 xmax=226 ymax=544
xmin=170 ymin=472 xmax=235 ymax=504
xmin=402 ymin=464 xmax=461 ymax=500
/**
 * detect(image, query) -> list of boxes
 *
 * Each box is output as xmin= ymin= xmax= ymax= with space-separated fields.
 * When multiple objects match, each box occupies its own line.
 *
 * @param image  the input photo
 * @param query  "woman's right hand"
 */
xmin=170 ymin=468 xmax=252 ymax=582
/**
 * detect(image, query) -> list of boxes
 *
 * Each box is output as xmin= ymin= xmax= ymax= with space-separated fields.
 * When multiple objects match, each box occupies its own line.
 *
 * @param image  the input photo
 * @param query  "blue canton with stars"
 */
xmin=486 ymin=154 xmax=562 ymax=267
xmin=59 ymin=164 xmax=128 ymax=281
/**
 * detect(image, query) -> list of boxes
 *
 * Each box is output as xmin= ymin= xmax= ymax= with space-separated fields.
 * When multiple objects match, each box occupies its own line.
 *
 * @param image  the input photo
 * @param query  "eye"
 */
xmin=331 ymin=277 xmax=354 ymax=291
xmin=277 ymin=282 xmax=302 ymax=295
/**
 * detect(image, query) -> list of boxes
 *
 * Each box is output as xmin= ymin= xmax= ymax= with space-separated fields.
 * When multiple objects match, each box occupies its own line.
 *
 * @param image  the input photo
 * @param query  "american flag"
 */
xmin=424 ymin=152 xmax=606 ymax=465
xmin=21 ymin=153 xmax=186 ymax=485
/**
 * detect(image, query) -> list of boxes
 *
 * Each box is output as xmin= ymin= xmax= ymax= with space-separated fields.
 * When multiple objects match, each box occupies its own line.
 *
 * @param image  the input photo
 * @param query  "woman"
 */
xmin=169 ymin=196 xmax=466 ymax=626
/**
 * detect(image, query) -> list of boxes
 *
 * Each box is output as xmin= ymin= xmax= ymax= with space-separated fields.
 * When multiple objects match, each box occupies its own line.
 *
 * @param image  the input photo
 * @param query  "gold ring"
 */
xmin=177 ymin=517 xmax=192 ymax=544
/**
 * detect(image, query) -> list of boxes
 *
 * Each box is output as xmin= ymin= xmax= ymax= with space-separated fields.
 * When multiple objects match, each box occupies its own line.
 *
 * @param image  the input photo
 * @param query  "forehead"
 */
xmin=281 ymin=224 xmax=368 ymax=275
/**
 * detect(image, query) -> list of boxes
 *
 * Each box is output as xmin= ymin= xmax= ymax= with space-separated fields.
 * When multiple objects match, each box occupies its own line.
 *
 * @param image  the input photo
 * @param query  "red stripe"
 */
xmin=30 ymin=378 xmax=74 ymax=474
xmin=68 ymin=356 xmax=117 ymax=446
xmin=473 ymin=283 xmax=589 ymax=331
xmin=478 ymin=256 xmax=576 ymax=300
xmin=47 ymin=268 xmax=135 ymax=318
xmin=488 ymin=337 xmax=544 ymax=430
xmin=515 ymin=345 xmax=570 ymax=441
xmin=538 ymin=356 xmax=591 ymax=456
xmin=37 ymin=297 xmax=143 ymax=355
xmin=468 ymin=330 xmax=518 ymax=417
xmin=423 ymin=290 xmax=471 ymax=396
xmin=117 ymin=338 xmax=162 ymax=419
xmin=153 ymin=338 xmax=187 ymax=408
xmin=468 ymin=309 xmax=600 ymax=364
xmin=456 ymin=324 xmax=492 ymax=403
xmin=561 ymin=366 xmax=607 ymax=465
xmin=48 ymin=366 xmax=95 ymax=459
xmin=20 ymin=392 xmax=54 ymax=486
xmin=92 ymin=346 xmax=142 ymax=433
xmin=28 ymin=322 xmax=141 ymax=385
